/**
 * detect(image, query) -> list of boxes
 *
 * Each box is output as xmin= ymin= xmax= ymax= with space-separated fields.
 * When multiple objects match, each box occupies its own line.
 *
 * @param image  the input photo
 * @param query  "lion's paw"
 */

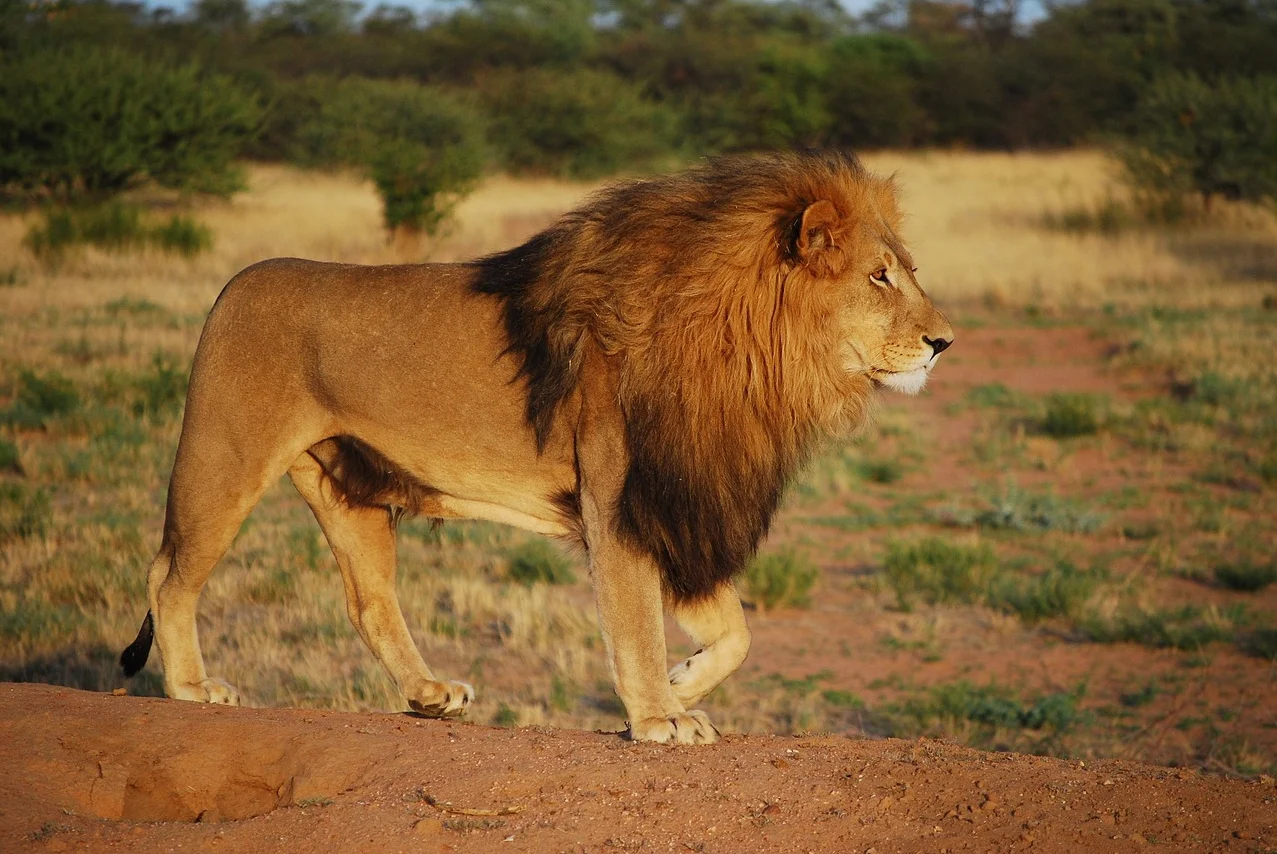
xmin=628 ymin=710 xmax=720 ymax=745
xmin=668 ymin=654 xmax=707 ymax=705
xmin=406 ymin=680 xmax=474 ymax=718
xmin=171 ymin=677 xmax=240 ymax=705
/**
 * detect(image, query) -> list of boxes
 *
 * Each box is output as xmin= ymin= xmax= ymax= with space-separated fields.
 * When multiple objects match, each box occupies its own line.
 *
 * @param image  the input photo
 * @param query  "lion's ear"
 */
xmin=794 ymin=200 xmax=842 ymax=274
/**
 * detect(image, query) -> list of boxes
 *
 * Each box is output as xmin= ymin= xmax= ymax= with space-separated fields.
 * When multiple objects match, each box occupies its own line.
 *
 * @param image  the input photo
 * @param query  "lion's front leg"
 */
xmin=587 ymin=534 xmax=720 ymax=745
xmin=667 ymin=582 xmax=751 ymax=707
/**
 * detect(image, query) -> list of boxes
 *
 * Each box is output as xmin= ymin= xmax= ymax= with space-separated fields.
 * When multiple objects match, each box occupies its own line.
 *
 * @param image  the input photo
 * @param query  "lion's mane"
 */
xmin=475 ymin=150 xmax=890 ymax=601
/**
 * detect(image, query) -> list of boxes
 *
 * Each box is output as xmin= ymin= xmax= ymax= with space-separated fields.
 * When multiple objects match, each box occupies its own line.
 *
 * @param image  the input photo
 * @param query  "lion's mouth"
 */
xmin=871 ymin=366 xmax=931 ymax=396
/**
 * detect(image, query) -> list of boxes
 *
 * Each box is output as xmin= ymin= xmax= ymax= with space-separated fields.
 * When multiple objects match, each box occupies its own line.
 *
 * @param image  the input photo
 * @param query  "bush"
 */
xmin=1118 ymin=73 xmax=1277 ymax=212
xmin=0 ymin=46 xmax=262 ymax=201
xmin=739 ymin=549 xmax=819 ymax=613
xmin=883 ymin=538 xmax=996 ymax=612
xmin=369 ymin=138 xmax=482 ymax=233
xmin=481 ymin=68 xmax=679 ymax=178
xmin=292 ymin=77 xmax=485 ymax=233
xmin=506 ymin=539 xmax=576 ymax=586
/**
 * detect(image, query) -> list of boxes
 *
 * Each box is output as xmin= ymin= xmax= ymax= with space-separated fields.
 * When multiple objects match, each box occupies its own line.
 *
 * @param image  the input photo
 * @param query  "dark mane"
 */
xmin=473 ymin=150 xmax=886 ymax=600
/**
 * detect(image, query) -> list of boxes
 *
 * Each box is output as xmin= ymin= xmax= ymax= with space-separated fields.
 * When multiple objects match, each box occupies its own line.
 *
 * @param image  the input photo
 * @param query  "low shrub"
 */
xmin=739 ymin=548 xmax=819 ymax=613
xmin=883 ymin=538 xmax=996 ymax=612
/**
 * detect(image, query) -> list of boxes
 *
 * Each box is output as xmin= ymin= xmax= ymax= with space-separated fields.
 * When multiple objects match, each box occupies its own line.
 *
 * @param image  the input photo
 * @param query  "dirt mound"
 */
xmin=1 ymin=684 xmax=1273 ymax=853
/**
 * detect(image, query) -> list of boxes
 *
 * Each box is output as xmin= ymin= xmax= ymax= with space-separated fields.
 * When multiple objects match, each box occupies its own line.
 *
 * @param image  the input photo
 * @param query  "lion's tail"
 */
xmin=119 ymin=610 xmax=154 ymax=678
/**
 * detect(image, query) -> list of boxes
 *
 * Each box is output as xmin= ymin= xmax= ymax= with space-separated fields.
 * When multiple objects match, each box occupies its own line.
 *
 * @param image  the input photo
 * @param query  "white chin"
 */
xmin=879 ymin=367 xmax=929 ymax=396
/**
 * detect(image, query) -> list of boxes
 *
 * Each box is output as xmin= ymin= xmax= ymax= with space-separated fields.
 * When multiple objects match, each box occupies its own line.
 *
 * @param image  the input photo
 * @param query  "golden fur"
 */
xmin=121 ymin=150 xmax=952 ymax=744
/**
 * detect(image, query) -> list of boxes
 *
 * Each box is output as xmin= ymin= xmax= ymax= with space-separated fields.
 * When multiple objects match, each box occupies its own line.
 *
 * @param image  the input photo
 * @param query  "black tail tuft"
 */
xmin=119 ymin=610 xmax=154 ymax=678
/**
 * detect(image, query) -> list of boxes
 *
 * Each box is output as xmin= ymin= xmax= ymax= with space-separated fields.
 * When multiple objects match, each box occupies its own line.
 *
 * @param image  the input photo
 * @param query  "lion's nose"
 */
xmin=923 ymin=335 xmax=952 ymax=356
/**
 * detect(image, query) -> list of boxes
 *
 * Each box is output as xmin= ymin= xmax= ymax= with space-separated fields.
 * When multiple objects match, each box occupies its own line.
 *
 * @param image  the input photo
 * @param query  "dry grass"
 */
xmin=2 ymin=152 xmax=1275 ymax=762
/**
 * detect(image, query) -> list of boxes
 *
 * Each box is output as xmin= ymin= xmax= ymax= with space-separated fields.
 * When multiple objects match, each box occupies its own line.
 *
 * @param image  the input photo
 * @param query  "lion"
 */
xmin=119 ymin=149 xmax=953 ymax=744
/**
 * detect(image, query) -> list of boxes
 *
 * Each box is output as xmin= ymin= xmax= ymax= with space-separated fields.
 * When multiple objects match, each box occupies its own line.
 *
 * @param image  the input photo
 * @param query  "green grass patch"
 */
xmin=966 ymin=483 xmax=1104 ymax=534
xmin=987 ymin=561 xmax=1101 ymax=624
xmin=739 ymin=548 xmax=819 ymax=613
xmin=883 ymin=538 xmax=997 ymax=612
xmin=3 ymin=369 xmax=80 ymax=428
xmin=1079 ymin=604 xmax=1248 ymax=650
xmin=964 ymin=382 xmax=1027 ymax=410
xmin=1040 ymin=394 xmax=1101 ymax=438
xmin=0 ymin=482 xmax=51 ymax=542
xmin=1213 ymin=560 xmax=1277 ymax=592
xmin=1242 ymin=628 xmax=1277 ymax=660
xmin=25 ymin=202 xmax=212 ymax=261
xmin=505 ymin=538 xmax=576 ymax=585
xmin=0 ymin=438 xmax=20 ymax=472
xmin=881 ymin=680 xmax=1090 ymax=754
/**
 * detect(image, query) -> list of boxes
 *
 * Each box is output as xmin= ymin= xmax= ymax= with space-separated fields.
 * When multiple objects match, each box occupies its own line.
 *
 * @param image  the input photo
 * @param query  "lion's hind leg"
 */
xmin=667 ymin=582 xmax=751 ymax=707
xmin=289 ymin=449 xmax=473 ymax=717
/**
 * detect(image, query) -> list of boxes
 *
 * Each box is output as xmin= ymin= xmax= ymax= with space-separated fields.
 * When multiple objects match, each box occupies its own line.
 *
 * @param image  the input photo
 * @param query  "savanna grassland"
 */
xmin=1 ymin=150 xmax=1275 ymax=778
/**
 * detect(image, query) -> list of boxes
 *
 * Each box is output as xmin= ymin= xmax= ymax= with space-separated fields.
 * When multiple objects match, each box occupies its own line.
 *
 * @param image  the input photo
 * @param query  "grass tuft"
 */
xmin=1079 ymin=604 xmax=1248 ymax=650
xmin=0 ymin=438 xmax=20 ymax=473
xmin=1213 ymin=560 xmax=1277 ymax=592
xmin=1041 ymin=394 xmax=1101 ymax=438
xmin=506 ymin=538 xmax=576 ymax=586
xmin=882 ymin=680 xmax=1090 ymax=754
xmin=971 ymin=483 xmax=1104 ymax=534
xmin=25 ymin=203 xmax=213 ymax=261
xmin=988 ymin=561 xmax=1100 ymax=623
xmin=739 ymin=549 xmax=819 ymax=613
xmin=3 ymin=369 xmax=80 ymax=428
xmin=0 ymin=482 xmax=52 ymax=542
xmin=883 ymin=538 xmax=996 ymax=612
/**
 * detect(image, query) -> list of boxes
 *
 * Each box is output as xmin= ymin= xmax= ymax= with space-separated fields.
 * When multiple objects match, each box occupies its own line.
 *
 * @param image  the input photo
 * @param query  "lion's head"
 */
xmin=789 ymin=182 xmax=953 ymax=397
xmin=477 ymin=150 xmax=952 ymax=601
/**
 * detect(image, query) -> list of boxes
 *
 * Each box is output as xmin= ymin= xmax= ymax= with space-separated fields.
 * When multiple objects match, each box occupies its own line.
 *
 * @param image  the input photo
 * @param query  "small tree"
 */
xmin=1119 ymin=73 xmax=1277 ymax=213
xmin=0 ymin=46 xmax=263 ymax=202
xmin=293 ymin=77 xmax=485 ymax=233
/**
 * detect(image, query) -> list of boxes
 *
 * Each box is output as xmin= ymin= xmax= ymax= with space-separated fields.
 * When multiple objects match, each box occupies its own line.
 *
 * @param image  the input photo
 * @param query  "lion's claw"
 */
xmin=627 ymin=710 xmax=720 ymax=744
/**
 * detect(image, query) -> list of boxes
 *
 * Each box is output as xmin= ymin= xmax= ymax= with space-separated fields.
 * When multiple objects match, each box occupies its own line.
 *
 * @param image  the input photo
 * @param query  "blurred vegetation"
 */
xmin=1 ymin=0 xmax=1275 ymax=243
xmin=0 ymin=0 xmax=1274 ymax=172
xmin=1118 ymin=72 xmax=1277 ymax=215
xmin=0 ymin=44 xmax=262 ymax=201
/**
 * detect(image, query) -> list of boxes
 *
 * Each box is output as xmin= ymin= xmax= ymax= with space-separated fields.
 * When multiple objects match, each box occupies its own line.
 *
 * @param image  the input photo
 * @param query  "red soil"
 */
xmin=2 ymin=684 xmax=1274 ymax=853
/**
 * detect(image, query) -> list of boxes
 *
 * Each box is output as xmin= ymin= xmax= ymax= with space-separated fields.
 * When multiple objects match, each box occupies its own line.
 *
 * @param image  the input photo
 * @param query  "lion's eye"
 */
xmin=911 ymin=266 xmax=918 ymax=273
xmin=870 ymin=268 xmax=890 ymax=286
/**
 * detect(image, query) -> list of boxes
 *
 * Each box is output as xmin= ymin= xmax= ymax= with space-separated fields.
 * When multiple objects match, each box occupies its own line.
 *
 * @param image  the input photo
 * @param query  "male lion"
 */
xmin=120 ymin=150 xmax=952 ymax=744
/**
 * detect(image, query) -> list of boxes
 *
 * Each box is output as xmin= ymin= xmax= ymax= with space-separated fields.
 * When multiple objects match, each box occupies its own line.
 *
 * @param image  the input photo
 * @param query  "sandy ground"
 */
xmin=1 ymin=683 xmax=1273 ymax=853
